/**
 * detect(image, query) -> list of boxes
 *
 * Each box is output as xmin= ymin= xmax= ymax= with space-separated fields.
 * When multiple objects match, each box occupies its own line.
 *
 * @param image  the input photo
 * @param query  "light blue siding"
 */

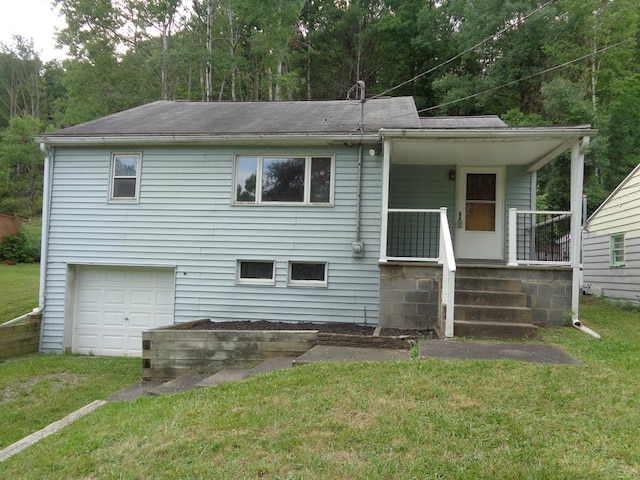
xmin=42 ymin=145 xmax=382 ymax=352
xmin=505 ymin=165 xmax=533 ymax=258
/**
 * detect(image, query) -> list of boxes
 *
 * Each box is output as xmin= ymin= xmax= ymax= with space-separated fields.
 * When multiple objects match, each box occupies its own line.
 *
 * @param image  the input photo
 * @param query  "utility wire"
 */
xmin=370 ymin=0 xmax=558 ymax=100
xmin=418 ymin=36 xmax=638 ymax=114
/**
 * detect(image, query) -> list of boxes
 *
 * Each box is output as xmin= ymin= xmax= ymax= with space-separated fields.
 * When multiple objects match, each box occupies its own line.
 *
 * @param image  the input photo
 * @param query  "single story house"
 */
xmin=583 ymin=163 xmax=640 ymax=305
xmin=35 ymin=96 xmax=595 ymax=356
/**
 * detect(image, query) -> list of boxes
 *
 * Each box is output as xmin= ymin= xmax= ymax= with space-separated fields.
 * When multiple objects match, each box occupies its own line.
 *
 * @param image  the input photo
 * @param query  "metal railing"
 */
xmin=508 ymin=209 xmax=572 ymax=266
xmin=385 ymin=208 xmax=456 ymax=337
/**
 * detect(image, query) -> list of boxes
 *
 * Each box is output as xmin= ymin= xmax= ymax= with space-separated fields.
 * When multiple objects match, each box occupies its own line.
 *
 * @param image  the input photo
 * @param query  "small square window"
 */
xmin=237 ymin=260 xmax=275 ymax=284
xmin=288 ymin=261 xmax=327 ymax=287
xmin=610 ymin=233 xmax=625 ymax=267
xmin=110 ymin=153 xmax=141 ymax=201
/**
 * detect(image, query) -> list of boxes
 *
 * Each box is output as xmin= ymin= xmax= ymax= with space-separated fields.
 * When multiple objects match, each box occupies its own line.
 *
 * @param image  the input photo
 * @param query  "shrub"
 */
xmin=0 ymin=229 xmax=38 ymax=263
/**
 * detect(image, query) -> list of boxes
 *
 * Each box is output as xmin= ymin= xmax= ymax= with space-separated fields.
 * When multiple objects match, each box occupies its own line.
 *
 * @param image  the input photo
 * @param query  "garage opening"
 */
xmin=72 ymin=265 xmax=175 ymax=356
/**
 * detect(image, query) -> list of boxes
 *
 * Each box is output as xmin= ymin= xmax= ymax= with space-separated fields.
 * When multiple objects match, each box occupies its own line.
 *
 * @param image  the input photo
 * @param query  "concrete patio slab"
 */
xmin=419 ymin=340 xmax=581 ymax=365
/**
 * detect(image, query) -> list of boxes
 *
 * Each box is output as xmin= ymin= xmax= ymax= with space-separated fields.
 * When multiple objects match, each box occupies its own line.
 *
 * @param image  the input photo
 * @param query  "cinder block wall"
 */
xmin=379 ymin=264 xmax=573 ymax=330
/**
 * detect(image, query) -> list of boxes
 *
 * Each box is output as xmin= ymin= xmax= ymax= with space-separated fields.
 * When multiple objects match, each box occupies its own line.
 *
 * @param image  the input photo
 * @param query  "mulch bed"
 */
xmin=191 ymin=320 xmax=430 ymax=338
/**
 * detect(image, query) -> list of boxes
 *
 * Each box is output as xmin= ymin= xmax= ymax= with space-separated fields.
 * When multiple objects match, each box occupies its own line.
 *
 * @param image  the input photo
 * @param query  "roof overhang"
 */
xmin=380 ymin=127 xmax=597 ymax=172
xmin=35 ymin=133 xmax=382 ymax=147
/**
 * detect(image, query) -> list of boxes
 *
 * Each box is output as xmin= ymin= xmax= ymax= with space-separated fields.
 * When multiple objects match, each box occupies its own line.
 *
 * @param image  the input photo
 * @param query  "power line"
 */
xmin=418 ymin=36 xmax=638 ymax=114
xmin=370 ymin=0 xmax=558 ymax=100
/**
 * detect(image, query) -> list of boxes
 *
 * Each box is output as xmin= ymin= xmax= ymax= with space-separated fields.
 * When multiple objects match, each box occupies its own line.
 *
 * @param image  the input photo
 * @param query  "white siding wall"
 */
xmin=583 ymin=167 xmax=640 ymax=304
xmin=42 ymin=145 xmax=382 ymax=352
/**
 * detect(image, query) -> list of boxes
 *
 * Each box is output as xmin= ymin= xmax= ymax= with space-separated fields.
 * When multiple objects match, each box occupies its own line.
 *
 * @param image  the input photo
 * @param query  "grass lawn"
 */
xmin=0 ymin=263 xmax=39 ymax=322
xmin=0 ymin=297 xmax=639 ymax=479
xmin=0 ymin=355 xmax=140 ymax=450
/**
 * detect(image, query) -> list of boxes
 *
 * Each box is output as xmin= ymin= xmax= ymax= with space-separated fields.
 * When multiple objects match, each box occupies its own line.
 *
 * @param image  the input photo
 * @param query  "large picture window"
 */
xmin=234 ymin=156 xmax=333 ymax=205
xmin=110 ymin=153 xmax=141 ymax=202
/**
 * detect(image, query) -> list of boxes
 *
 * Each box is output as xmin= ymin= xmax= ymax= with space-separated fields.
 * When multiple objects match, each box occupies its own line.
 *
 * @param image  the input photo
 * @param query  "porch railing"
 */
xmin=386 ymin=208 xmax=456 ymax=337
xmin=508 ymin=208 xmax=572 ymax=266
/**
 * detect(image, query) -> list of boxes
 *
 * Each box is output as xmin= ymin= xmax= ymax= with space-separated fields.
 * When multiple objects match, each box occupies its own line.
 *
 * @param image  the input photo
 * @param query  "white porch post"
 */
xmin=570 ymin=137 xmax=589 ymax=323
xmin=507 ymin=208 xmax=518 ymax=266
xmin=379 ymin=140 xmax=391 ymax=262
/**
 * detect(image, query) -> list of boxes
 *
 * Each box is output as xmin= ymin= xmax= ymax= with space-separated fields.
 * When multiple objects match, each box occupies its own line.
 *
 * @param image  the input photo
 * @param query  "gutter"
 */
xmin=34 ymin=132 xmax=382 ymax=147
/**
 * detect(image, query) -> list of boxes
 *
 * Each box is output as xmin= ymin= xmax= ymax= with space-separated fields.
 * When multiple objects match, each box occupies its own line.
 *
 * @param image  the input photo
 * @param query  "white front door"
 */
xmin=73 ymin=266 xmax=175 ymax=356
xmin=455 ymin=167 xmax=504 ymax=260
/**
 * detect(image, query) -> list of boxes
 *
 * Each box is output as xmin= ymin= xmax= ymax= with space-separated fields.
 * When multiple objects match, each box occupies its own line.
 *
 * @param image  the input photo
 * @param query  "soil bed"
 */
xmin=191 ymin=320 xmax=429 ymax=338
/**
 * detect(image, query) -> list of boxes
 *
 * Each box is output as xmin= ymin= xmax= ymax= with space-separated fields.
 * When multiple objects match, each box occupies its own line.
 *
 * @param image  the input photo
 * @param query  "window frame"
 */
xmin=287 ymin=261 xmax=328 ymax=287
xmin=610 ymin=233 xmax=625 ymax=267
xmin=109 ymin=152 xmax=142 ymax=203
xmin=233 ymin=155 xmax=334 ymax=206
xmin=236 ymin=259 xmax=276 ymax=285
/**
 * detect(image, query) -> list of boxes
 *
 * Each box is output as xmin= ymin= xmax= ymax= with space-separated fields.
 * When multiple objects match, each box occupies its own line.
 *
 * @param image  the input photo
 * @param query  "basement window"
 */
xmin=237 ymin=260 xmax=275 ymax=285
xmin=610 ymin=233 xmax=625 ymax=267
xmin=288 ymin=261 xmax=327 ymax=287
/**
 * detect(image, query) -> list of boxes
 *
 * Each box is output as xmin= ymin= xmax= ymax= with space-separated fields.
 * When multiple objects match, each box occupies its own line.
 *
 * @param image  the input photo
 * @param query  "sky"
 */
xmin=0 ymin=0 xmax=67 ymax=61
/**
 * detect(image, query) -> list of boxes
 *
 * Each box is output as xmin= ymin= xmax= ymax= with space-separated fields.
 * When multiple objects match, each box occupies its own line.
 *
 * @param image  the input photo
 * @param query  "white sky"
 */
xmin=0 ymin=0 xmax=67 ymax=61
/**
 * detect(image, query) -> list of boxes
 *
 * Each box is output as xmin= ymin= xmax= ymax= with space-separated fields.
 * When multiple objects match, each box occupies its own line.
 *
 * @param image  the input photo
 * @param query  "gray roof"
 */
xmin=48 ymin=97 xmax=421 ymax=137
xmin=419 ymin=116 xmax=507 ymax=129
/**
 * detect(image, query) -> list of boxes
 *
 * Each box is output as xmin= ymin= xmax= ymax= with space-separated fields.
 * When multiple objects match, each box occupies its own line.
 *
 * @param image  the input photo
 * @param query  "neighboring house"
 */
xmin=35 ymin=97 xmax=595 ymax=356
xmin=583 ymin=163 xmax=640 ymax=305
xmin=0 ymin=212 xmax=27 ymax=242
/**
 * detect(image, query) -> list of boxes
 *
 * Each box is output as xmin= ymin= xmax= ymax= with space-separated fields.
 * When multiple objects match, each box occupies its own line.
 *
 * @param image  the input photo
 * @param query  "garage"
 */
xmin=73 ymin=266 xmax=175 ymax=356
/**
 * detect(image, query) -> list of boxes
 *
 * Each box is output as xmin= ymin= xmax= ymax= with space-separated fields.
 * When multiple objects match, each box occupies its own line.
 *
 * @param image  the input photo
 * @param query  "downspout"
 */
xmin=36 ymin=143 xmax=53 ymax=347
xmin=351 ymin=80 xmax=366 ymax=258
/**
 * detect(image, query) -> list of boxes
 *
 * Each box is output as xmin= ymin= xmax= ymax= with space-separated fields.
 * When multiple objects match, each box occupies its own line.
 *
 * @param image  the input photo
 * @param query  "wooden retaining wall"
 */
xmin=142 ymin=320 xmax=317 ymax=381
xmin=0 ymin=314 xmax=41 ymax=359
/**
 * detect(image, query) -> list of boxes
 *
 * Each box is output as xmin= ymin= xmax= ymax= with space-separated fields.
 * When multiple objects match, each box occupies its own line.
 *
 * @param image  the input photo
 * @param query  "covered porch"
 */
xmin=377 ymin=122 xmax=596 ymax=338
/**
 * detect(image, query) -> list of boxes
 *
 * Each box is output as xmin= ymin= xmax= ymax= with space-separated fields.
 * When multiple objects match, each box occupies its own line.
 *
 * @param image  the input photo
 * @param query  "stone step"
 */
xmin=455 ymin=276 xmax=523 ymax=293
xmin=246 ymin=356 xmax=294 ymax=375
xmin=454 ymin=304 xmax=533 ymax=323
xmin=455 ymin=290 xmax=528 ymax=308
xmin=454 ymin=320 xmax=538 ymax=339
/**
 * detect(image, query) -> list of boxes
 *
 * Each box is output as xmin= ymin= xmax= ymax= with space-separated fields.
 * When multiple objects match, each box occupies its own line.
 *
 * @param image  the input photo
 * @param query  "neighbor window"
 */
xmin=110 ymin=153 xmax=141 ymax=201
xmin=288 ymin=261 xmax=327 ymax=286
xmin=610 ymin=233 xmax=625 ymax=267
xmin=237 ymin=260 xmax=275 ymax=284
xmin=234 ymin=156 xmax=333 ymax=204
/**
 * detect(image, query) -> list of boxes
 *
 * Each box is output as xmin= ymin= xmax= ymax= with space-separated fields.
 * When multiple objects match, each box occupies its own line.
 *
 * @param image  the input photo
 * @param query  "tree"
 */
xmin=0 ymin=114 xmax=44 ymax=216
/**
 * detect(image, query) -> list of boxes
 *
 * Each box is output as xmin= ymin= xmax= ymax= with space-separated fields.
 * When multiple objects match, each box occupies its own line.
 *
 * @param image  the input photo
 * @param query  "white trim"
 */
xmin=379 ymin=140 xmax=391 ymax=262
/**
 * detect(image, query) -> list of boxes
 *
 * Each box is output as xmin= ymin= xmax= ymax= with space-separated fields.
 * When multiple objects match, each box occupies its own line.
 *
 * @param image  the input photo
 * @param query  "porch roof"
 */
xmin=380 ymin=126 xmax=597 ymax=172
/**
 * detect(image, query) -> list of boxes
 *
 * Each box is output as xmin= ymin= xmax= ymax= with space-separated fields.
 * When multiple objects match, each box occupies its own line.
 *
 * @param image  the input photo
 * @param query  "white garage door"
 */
xmin=73 ymin=266 xmax=175 ymax=356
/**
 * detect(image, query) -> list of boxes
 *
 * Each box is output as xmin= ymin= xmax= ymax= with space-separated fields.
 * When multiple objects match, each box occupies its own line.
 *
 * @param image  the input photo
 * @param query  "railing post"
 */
xmin=508 ymin=208 xmax=518 ymax=266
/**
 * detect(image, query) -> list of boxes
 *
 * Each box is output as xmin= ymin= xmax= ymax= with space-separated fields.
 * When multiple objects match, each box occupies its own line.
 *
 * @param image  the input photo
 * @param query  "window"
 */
xmin=234 ymin=155 xmax=333 ymax=205
xmin=237 ymin=260 xmax=275 ymax=284
xmin=110 ymin=153 xmax=141 ymax=201
xmin=288 ymin=261 xmax=327 ymax=287
xmin=610 ymin=233 xmax=625 ymax=267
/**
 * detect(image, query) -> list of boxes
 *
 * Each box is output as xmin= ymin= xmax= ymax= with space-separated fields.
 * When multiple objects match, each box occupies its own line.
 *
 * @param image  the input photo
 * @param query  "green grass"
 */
xmin=0 ymin=296 xmax=638 ymax=479
xmin=0 ymin=263 xmax=39 ymax=322
xmin=0 ymin=355 xmax=140 ymax=450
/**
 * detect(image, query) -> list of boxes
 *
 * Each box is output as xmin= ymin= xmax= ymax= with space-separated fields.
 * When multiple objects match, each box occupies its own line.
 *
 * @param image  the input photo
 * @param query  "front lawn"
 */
xmin=1 ymin=296 xmax=638 ymax=479
xmin=0 ymin=355 xmax=140 ymax=450
xmin=0 ymin=263 xmax=39 ymax=322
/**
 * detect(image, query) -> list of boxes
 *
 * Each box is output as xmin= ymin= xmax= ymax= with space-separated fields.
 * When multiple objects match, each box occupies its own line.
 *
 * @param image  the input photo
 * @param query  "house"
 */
xmin=35 ymin=96 xmax=595 ymax=356
xmin=583 ymin=163 xmax=640 ymax=305
xmin=0 ymin=212 xmax=27 ymax=242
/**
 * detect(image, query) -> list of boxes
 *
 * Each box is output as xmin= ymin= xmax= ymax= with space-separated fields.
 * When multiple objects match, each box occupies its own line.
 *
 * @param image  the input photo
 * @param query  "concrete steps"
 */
xmin=453 ymin=276 xmax=537 ymax=339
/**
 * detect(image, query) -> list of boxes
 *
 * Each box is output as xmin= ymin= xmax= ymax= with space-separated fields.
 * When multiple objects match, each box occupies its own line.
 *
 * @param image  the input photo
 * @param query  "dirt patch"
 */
xmin=1 ymin=372 xmax=84 ymax=403
xmin=190 ymin=320 xmax=431 ymax=338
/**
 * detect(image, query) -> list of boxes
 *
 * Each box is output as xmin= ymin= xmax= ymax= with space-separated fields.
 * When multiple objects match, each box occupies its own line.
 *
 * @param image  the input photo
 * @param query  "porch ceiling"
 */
xmin=381 ymin=127 xmax=597 ymax=172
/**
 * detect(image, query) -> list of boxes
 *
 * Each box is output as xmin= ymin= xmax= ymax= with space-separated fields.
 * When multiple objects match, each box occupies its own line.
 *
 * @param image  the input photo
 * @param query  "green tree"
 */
xmin=0 ymin=114 xmax=44 ymax=216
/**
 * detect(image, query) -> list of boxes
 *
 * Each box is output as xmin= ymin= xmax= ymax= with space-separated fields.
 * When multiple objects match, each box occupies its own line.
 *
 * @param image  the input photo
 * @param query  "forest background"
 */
xmin=0 ymin=0 xmax=639 ymax=221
